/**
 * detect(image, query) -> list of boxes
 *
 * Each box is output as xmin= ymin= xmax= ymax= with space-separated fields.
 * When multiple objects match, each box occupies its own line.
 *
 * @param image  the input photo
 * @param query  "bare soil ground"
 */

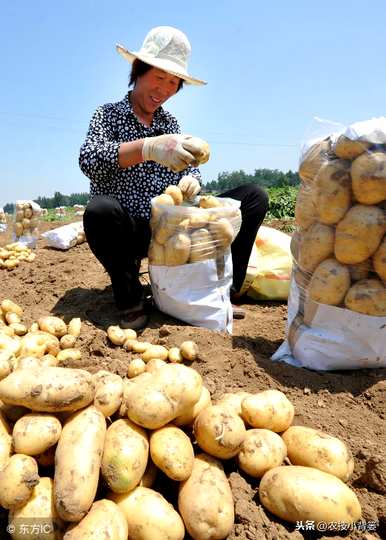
xmin=0 ymin=219 xmax=385 ymax=539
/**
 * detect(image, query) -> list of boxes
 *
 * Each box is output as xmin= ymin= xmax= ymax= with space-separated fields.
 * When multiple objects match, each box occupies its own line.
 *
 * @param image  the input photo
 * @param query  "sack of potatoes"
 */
xmin=295 ymin=118 xmax=386 ymax=316
xmin=148 ymin=186 xmax=242 ymax=266
xmin=13 ymin=200 xmax=42 ymax=247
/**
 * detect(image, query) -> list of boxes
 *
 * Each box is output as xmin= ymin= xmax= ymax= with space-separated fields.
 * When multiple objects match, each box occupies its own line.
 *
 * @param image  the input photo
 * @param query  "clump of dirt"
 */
xmin=0 ymin=219 xmax=385 ymax=539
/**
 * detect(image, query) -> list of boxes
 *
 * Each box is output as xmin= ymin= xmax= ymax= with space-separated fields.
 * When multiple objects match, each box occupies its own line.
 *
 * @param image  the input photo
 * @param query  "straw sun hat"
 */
xmin=116 ymin=26 xmax=206 ymax=86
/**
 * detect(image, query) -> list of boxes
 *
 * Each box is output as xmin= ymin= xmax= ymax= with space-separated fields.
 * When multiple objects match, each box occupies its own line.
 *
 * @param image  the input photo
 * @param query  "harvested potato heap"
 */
xmin=13 ymin=201 xmax=41 ymax=242
xmin=0 ymin=243 xmax=36 ymax=270
xmin=0 ymin=301 xmax=362 ymax=538
xmin=148 ymin=185 xmax=242 ymax=266
xmin=295 ymin=129 xmax=386 ymax=316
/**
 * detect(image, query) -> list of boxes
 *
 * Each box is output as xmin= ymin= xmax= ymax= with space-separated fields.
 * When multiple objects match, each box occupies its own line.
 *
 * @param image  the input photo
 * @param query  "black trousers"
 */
xmin=83 ymin=184 xmax=268 ymax=310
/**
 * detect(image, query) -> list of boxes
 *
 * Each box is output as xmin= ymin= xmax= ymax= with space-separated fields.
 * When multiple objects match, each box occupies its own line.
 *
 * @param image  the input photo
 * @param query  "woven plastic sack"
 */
xmin=240 ymin=226 xmax=292 ymax=301
xmin=149 ymin=194 xmax=241 ymax=333
xmin=273 ymin=117 xmax=386 ymax=370
xmin=42 ymin=221 xmax=86 ymax=250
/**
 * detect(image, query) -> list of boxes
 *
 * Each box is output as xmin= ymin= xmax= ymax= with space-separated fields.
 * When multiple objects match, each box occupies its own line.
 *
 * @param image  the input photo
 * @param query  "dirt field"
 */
xmin=0 ymin=219 xmax=385 ymax=540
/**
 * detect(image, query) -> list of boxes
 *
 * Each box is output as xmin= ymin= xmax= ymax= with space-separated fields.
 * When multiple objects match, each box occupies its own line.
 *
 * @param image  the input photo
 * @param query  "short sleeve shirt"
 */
xmin=79 ymin=91 xmax=201 ymax=219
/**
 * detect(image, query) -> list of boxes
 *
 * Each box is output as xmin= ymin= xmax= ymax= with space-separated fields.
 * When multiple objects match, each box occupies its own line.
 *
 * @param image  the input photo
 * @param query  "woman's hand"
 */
xmin=178 ymin=175 xmax=201 ymax=200
xmin=142 ymin=134 xmax=201 ymax=172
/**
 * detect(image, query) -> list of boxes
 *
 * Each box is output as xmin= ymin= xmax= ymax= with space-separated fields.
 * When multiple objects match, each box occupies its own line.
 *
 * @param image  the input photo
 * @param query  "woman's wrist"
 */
xmin=118 ymin=139 xmax=145 ymax=168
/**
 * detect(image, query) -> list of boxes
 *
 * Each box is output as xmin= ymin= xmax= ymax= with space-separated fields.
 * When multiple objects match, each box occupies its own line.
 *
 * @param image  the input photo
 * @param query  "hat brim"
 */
xmin=116 ymin=44 xmax=207 ymax=86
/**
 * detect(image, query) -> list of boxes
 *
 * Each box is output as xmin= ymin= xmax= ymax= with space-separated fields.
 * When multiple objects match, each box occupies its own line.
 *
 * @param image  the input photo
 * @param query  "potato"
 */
xmin=198 ymin=195 xmax=222 ymax=209
xmin=9 ymin=322 xmax=28 ymax=336
xmin=123 ymin=328 xmax=137 ymax=341
xmin=215 ymin=391 xmax=252 ymax=416
xmin=5 ymin=311 xmax=21 ymax=324
xmin=141 ymin=344 xmax=169 ymax=362
xmin=189 ymin=228 xmax=216 ymax=262
xmin=295 ymin=185 xmax=317 ymax=230
xmin=373 ymin=237 xmax=386 ymax=283
xmin=282 ymin=426 xmax=354 ymax=481
xmin=40 ymin=354 xmax=59 ymax=367
xmin=238 ymin=429 xmax=287 ymax=478
xmin=168 ymin=347 xmax=183 ymax=363
xmin=67 ymin=317 xmax=81 ymax=338
xmin=0 ymin=454 xmax=39 ymax=509
xmin=164 ymin=232 xmax=191 ymax=266
xmin=63 ymin=499 xmax=128 ymax=540
xmin=8 ymin=477 xmax=65 ymax=540
xmin=335 ymin=204 xmax=385 ymax=264
xmin=148 ymin=240 xmax=165 ymax=265
xmin=178 ymin=453 xmax=234 ymax=540
xmin=165 ymin=185 xmax=183 ymax=205
xmin=126 ymin=364 xmax=202 ymax=429
xmin=0 ymin=332 xmax=20 ymax=356
xmin=102 ymin=418 xmax=148 ymax=493
xmin=313 ymin=159 xmax=352 ymax=224
xmin=209 ymin=217 xmax=235 ymax=248
xmin=180 ymin=340 xmax=199 ymax=361
xmin=146 ymin=358 xmax=167 ymax=373
xmin=150 ymin=425 xmax=194 ymax=481
xmin=0 ymin=358 xmax=11 ymax=381
xmin=127 ymin=358 xmax=146 ymax=378
xmin=183 ymin=136 xmax=210 ymax=166
xmin=194 ymin=405 xmax=246 ymax=459
xmin=298 ymin=222 xmax=335 ymax=272
xmin=308 ymin=258 xmax=351 ymax=305
xmin=0 ymin=410 xmax=12 ymax=470
xmin=175 ymin=386 xmax=211 ymax=426
xmin=0 ymin=367 xmax=94 ymax=412
xmin=299 ymin=137 xmax=332 ymax=183
xmin=38 ymin=316 xmax=67 ymax=338
xmin=241 ymin=390 xmax=294 ymax=432
xmin=153 ymin=193 xmax=175 ymax=206
xmin=93 ymin=371 xmax=123 ymax=417
xmin=56 ymin=348 xmax=82 ymax=362
xmin=14 ymin=356 xmax=41 ymax=370
xmin=131 ymin=340 xmax=152 ymax=353
xmin=344 ymin=278 xmax=386 ymax=316
xmin=334 ymin=135 xmax=370 ymax=160
xmin=60 ymin=334 xmax=77 ymax=349
xmin=154 ymin=215 xmax=176 ymax=245
xmin=19 ymin=331 xmax=60 ymax=357
xmin=351 ymin=151 xmax=386 ymax=204
xmin=107 ymin=325 xmax=126 ymax=346
xmin=188 ymin=209 xmax=208 ymax=228
xmin=13 ymin=413 xmax=62 ymax=455
xmin=55 ymin=406 xmax=106 ymax=521
xmin=259 ymin=466 xmax=361 ymax=525
xmin=111 ymin=486 xmax=185 ymax=540
xmin=1 ymin=299 xmax=23 ymax=316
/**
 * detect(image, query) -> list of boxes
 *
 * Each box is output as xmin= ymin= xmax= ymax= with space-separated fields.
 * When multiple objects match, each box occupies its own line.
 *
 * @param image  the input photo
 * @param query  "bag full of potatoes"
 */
xmin=273 ymin=117 xmax=386 ymax=370
xmin=12 ymin=200 xmax=42 ymax=248
xmin=148 ymin=186 xmax=242 ymax=333
xmin=0 ymin=207 xmax=7 ymax=234
xmin=41 ymin=221 xmax=86 ymax=250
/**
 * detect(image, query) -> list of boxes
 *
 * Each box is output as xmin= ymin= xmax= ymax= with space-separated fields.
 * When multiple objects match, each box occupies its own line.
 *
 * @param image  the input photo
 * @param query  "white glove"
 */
xmin=142 ymin=134 xmax=197 ymax=173
xmin=178 ymin=175 xmax=201 ymax=200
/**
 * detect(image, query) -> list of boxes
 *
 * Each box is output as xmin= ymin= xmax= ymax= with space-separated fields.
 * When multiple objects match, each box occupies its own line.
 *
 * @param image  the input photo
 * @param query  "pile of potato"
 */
xmin=295 ymin=134 xmax=386 ymax=315
xmin=0 ymin=298 xmax=363 ymax=538
xmin=0 ymin=243 xmax=36 ymax=271
xmin=13 ymin=201 xmax=41 ymax=240
xmin=148 ymin=185 xmax=242 ymax=266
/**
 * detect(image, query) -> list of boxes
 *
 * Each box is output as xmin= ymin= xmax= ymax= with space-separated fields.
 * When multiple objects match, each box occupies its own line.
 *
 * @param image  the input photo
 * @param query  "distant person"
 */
xmin=79 ymin=26 xmax=268 ymax=330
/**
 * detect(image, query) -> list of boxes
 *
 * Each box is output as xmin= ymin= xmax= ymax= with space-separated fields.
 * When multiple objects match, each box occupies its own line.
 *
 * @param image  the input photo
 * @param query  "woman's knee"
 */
xmin=242 ymin=184 xmax=269 ymax=216
xmin=84 ymin=195 xmax=121 ymax=224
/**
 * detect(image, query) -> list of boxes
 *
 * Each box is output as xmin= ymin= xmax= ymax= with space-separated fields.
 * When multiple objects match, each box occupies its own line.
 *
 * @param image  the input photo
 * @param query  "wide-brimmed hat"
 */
xmin=116 ymin=26 xmax=206 ymax=86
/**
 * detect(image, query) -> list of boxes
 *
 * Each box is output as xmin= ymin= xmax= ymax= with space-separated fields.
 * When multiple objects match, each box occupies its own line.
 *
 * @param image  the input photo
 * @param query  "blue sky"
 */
xmin=1 ymin=0 xmax=386 ymax=207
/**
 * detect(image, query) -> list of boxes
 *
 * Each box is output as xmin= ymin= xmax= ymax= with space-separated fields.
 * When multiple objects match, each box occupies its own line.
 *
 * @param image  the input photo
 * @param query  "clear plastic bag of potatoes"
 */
xmin=148 ymin=191 xmax=242 ymax=333
xmin=148 ymin=194 xmax=241 ymax=266
xmin=273 ymin=117 xmax=386 ymax=370
xmin=0 ymin=207 xmax=7 ymax=234
xmin=13 ymin=200 xmax=42 ymax=247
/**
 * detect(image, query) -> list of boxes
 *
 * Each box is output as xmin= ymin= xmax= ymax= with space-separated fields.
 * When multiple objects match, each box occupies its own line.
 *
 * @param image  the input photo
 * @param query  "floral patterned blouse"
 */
xmin=79 ymin=92 xmax=201 ymax=219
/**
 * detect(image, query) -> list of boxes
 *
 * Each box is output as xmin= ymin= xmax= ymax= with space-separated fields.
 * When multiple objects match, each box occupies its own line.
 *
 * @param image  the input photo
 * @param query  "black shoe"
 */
xmin=119 ymin=301 xmax=149 ymax=331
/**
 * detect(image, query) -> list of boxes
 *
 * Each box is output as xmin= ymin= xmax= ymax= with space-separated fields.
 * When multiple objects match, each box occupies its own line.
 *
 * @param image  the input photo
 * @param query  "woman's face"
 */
xmin=132 ymin=67 xmax=181 ymax=115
